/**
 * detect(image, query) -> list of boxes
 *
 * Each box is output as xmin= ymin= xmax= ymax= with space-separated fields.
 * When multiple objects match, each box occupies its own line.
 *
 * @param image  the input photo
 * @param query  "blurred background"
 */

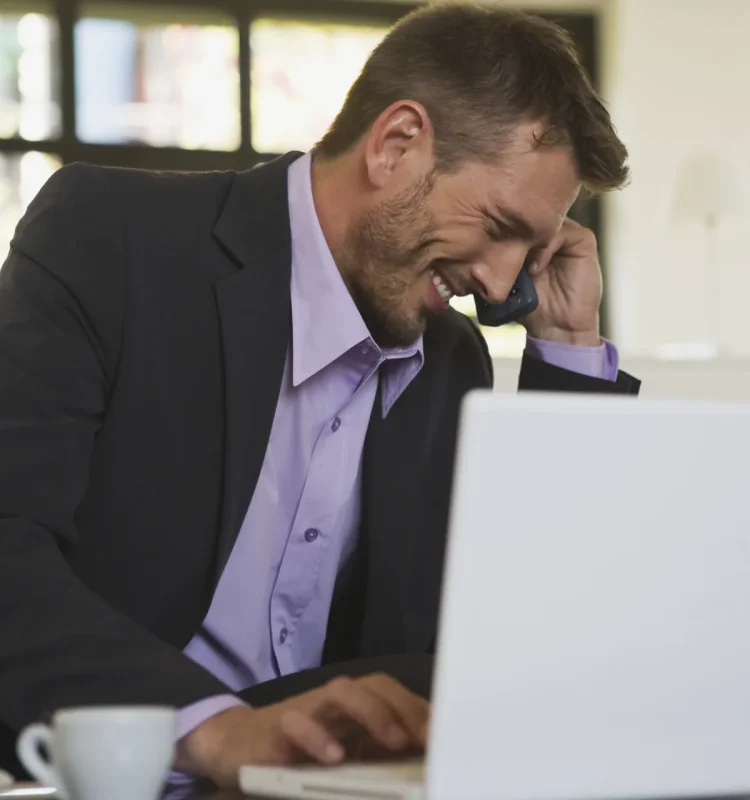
xmin=1 ymin=0 xmax=748 ymax=399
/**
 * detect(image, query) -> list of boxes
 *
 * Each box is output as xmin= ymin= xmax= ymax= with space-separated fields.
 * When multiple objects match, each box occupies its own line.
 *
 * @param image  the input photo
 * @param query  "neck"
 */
xmin=310 ymin=150 xmax=362 ymax=284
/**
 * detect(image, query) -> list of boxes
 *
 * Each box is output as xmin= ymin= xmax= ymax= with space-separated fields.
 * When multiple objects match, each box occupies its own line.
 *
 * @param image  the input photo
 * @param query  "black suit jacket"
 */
xmin=0 ymin=153 xmax=639 ymax=765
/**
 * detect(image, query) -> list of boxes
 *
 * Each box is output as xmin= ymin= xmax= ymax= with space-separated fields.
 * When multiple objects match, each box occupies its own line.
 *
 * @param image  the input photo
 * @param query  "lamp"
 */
xmin=668 ymin=153 xmax=746 ymax=358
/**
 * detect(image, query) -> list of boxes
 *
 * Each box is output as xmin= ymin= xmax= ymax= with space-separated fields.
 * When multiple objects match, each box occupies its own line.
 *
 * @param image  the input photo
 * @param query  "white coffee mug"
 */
xmin=17 ymin=706 xmax=176 ymax=800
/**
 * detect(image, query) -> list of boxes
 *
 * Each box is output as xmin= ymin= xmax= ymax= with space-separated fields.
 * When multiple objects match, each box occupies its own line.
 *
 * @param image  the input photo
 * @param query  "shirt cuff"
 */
xmin=524 ymin=336 xmax=620 ymax=382
xmin=168 ymin=694 xmax=247 ymax=784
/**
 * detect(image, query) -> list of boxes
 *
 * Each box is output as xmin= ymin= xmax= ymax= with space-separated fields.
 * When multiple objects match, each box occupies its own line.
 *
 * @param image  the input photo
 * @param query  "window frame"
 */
xmin=0 ymin=0 xmax=420 ymax=171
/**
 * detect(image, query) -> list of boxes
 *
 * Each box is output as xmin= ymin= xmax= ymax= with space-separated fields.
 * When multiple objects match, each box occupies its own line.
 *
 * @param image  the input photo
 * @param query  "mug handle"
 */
xmin=16 ymin=723 xmax=59 ymax=789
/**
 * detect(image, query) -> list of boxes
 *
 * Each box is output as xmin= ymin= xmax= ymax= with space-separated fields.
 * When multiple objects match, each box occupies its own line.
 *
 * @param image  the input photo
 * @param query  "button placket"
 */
xmin=271 ymin=404 xmax=349 ymax=670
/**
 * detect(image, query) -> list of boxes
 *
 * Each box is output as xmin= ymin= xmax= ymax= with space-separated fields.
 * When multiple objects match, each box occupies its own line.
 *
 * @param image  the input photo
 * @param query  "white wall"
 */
xmin=601 ymin=0 xmax=750 ymax=358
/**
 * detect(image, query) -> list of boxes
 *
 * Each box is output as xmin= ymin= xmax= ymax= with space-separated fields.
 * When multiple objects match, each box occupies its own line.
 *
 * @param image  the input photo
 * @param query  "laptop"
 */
xmin=241 ymin=392 xmax=750 ymax=800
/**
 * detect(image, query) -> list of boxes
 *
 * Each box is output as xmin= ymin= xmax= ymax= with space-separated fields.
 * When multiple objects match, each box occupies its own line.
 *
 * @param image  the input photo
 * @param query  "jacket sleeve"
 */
xmin=518 ymin=352 xmax=641 ymax=395
xmin=0 ymin=165 xmax=228 ymax=738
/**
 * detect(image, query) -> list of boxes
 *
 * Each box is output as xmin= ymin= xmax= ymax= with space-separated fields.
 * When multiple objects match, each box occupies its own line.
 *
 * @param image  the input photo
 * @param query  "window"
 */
xmin=0 ymin=0 xmax=420 ymax=266
xmin=75 ymin=5 xmax=240 ymax=149
xmin=0 ymin=6 xmax=60 ymax=140
xmin=251 ymin=18 xmax=388 ymax=153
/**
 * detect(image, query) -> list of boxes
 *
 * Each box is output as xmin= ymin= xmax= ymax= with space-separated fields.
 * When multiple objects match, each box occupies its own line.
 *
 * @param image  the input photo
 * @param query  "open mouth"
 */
xmin=430 ymin=269 xmax=454 ymax=303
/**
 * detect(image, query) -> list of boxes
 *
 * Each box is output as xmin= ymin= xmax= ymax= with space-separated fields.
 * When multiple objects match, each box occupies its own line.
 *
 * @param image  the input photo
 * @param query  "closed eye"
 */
xmin=483 ymin=219 xmax=513 ymax=242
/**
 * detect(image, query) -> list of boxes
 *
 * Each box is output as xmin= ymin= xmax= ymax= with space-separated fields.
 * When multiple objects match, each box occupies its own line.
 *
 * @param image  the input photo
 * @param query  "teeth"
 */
xmin=431 ymin=270 xmax=454 ymax=303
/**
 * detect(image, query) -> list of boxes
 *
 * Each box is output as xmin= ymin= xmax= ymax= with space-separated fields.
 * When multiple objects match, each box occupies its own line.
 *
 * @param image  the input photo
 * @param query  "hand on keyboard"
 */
xmin=174 ymin=673 xmax=429 ymax=787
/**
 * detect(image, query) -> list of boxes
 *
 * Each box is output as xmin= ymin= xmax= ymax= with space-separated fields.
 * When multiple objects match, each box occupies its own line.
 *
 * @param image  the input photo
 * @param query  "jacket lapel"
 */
xmin=212 ymin=152 xmax=302 ymax=578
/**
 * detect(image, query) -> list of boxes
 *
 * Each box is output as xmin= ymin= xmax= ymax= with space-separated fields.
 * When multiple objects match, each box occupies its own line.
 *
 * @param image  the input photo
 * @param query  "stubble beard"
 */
xmin=333 ymin=173 xmax=439 ymax=349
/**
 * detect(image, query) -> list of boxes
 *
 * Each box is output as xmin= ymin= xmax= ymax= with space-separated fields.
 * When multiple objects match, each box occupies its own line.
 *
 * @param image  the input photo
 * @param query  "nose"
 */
xmin=470 ymin=244 xmax=528 ymax=304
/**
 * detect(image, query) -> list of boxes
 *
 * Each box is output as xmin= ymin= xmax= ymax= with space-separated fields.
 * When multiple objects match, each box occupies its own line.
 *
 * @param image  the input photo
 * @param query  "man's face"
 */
xmin=335 ymin=124 xmax=582 ymax=348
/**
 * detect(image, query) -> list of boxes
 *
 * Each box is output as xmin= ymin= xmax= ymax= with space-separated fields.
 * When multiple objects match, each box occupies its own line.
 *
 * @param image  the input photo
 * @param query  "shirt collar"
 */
xmin=287 ymin=151 xmax=424 ymax=415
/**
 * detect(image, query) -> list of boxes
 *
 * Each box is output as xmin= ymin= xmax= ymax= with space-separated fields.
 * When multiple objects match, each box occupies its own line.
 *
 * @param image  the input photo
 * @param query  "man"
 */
xmin=0 ymin=4 xmax=639 ymax=788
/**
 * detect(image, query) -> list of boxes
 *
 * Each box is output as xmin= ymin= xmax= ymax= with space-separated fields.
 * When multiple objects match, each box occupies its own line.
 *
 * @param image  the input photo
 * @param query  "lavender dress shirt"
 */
xmin=175 ymin=152 xmax=620 ymax=749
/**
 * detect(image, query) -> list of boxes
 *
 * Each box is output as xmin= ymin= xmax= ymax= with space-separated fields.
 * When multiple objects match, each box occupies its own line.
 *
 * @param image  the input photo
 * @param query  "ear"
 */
xmin=363 ymin=101 xmax=434 ymax=189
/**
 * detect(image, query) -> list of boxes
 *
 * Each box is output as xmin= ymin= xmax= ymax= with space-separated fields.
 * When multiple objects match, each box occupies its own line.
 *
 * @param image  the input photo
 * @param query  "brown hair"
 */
xmin=317 ymin=4 xmax=628 ymax=193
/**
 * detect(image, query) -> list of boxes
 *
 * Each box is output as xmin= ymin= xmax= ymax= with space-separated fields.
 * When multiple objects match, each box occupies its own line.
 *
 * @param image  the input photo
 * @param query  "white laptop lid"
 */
xmin=428 ymin=391 xmax=750 ymax=800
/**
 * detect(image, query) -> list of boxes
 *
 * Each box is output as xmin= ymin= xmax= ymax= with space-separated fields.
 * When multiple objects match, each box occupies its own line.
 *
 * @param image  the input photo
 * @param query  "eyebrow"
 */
xmin=480 ymin=205 xmax=538 ymax=242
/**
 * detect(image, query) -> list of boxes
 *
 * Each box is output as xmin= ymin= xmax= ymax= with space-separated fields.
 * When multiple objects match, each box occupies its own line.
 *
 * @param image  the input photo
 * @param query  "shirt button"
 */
xmin=304 ymin=528 xmax=320 ymax=543
xmin=279 ymin=628 xmax=288 ymax=644
xmin=331 ymin=417 xmax=341 ymax=433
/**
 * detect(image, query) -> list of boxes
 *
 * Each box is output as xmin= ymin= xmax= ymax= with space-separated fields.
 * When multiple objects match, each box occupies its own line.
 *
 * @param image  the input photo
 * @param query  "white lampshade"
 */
xmin=670 ymin=153 xmax=746 ymax=224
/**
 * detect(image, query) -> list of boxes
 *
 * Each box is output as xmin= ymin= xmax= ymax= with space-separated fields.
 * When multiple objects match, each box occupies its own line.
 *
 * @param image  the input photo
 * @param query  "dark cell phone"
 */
xmin=474 ymin=264 xmax=538 ymax=327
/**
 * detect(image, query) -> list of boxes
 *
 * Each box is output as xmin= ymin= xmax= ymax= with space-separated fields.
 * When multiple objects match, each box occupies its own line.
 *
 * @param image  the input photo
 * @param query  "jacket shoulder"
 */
xmin=13 ymin=162 xmax=236 ymax=261
xmin=12 ymin=163 xmax=118 ymax=268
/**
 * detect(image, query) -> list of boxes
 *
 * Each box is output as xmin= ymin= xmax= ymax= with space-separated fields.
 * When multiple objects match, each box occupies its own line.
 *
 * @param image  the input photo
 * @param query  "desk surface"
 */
xmin=3 ymin=779 xmax=749 ymax=800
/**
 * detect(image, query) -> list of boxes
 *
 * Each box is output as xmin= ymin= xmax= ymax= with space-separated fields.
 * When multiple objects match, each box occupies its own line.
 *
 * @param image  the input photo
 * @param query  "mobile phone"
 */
xmin=473 ymin=264 xmax=538 ymax=327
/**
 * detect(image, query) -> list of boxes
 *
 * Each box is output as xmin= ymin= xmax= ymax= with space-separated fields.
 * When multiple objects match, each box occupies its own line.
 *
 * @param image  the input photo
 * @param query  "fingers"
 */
xmin=530 ymin=218 xmax=594 ymax=276
xmin=323 ymin=676 xmax=412 ymax=751
xmin=530 ymin=223 xmax=574 ymax=273
xmin=277 ymin=674 xmax=430 ymax=767
xmin=529 ymin=243 xmax=555 ymax=275
xmin=279 ymin=708 xmax=346 ymax=765
xmin=361 ymin=674 xmax=431 ymax=747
